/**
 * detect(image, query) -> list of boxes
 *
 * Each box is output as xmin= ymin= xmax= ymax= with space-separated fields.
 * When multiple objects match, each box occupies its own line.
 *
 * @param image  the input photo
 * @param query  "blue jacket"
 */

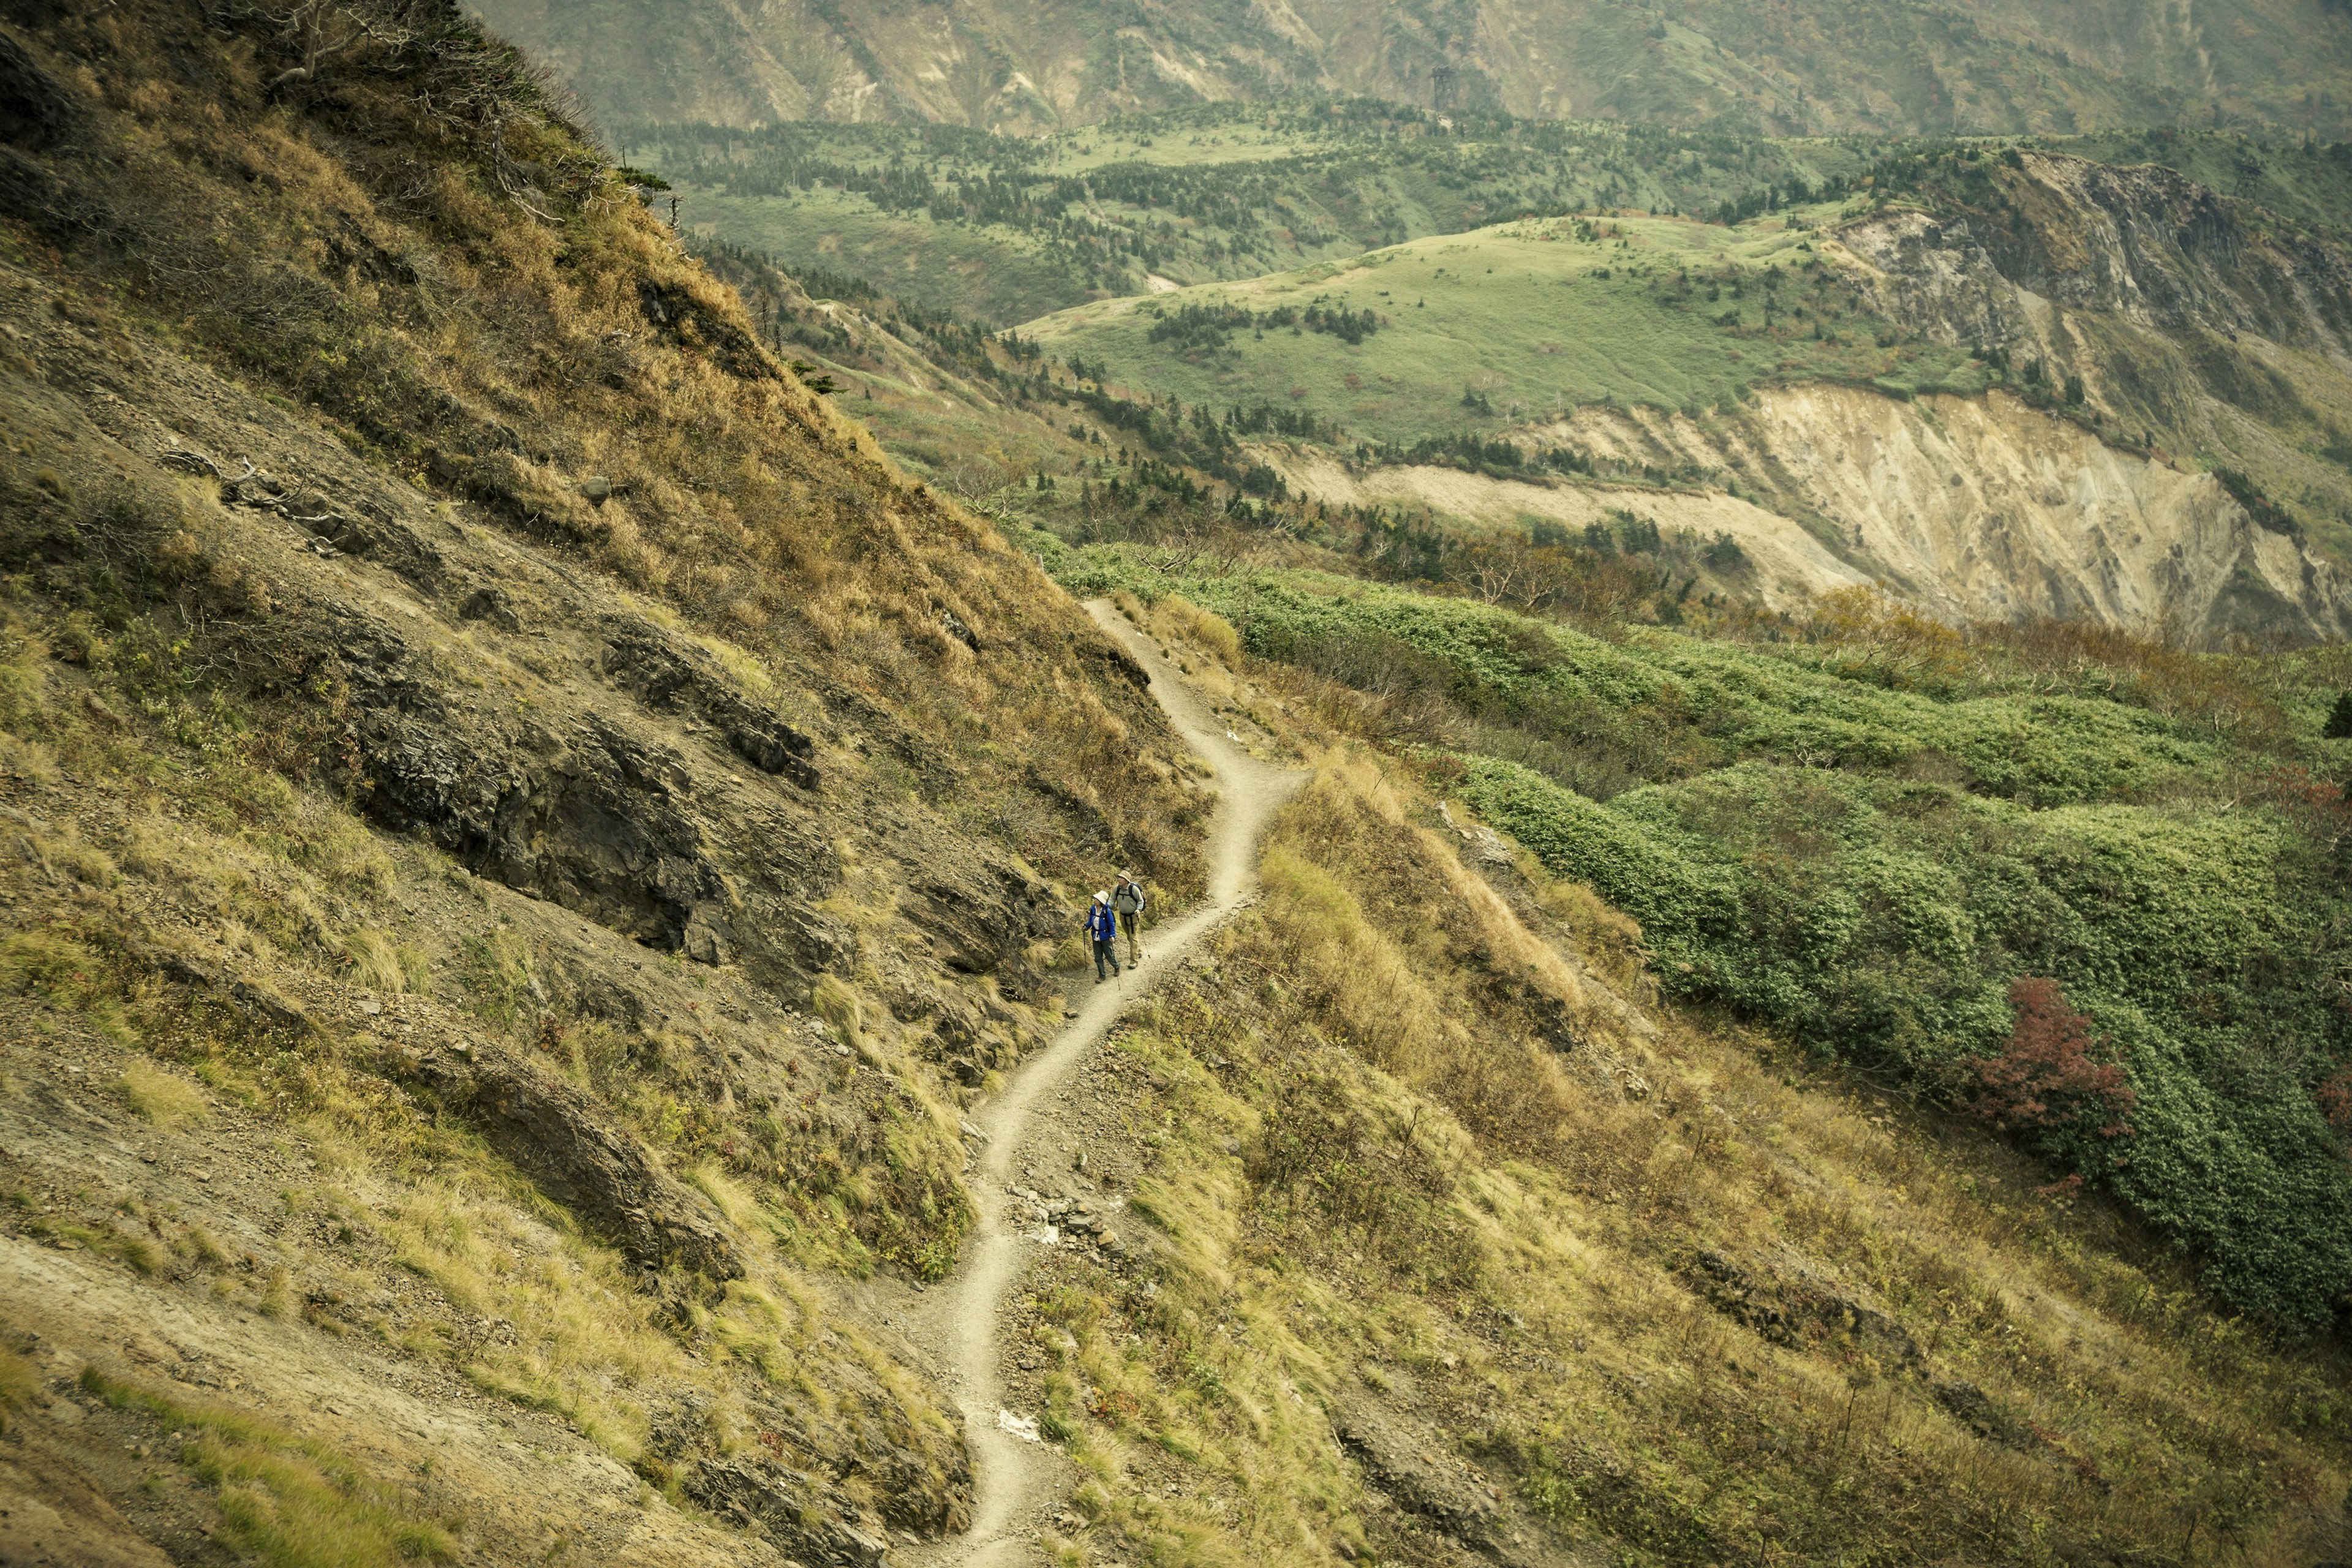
xmin=1085 ymin=902 xmax=1117 ymax=941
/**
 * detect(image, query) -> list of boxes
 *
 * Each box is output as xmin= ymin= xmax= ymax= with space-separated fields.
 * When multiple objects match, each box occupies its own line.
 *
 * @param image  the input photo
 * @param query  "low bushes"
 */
xmin=1058 ymin=554 xmax=2352 ymax=1324
xmin=1457 ymin=753 xmax=2352 ymax=1326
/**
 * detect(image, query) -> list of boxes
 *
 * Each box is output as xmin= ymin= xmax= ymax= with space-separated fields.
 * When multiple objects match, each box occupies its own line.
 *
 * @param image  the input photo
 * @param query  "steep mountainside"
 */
xmin=6 ymin=4 xmax=2352 ymax=1566
xmin=0 ymin=1 xmax=1202 ymax=1560
xmin=473 ymin=0 xmax=2352 ymax=138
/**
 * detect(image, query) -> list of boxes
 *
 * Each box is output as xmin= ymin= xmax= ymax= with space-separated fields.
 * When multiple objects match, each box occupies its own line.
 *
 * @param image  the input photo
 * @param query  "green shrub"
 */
xmin=1457 ymin=752 xmax=2352 ymax=1327
xmin=1076 ymin=556 xmax=2352 ymax=1324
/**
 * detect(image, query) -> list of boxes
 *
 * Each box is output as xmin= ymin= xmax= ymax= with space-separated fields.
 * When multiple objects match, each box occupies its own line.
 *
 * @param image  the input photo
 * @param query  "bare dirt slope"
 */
xmin=903 ymin=600 xmax=1302 ymax=1568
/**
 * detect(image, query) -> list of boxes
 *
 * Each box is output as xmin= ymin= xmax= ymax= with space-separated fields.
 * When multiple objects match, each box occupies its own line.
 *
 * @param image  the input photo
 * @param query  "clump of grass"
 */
xmin=456 ymin=930 xmax=533 ymax=1032
xmin=22 ymin=822 xmax=117 ymax=888
xmin=80 ymin=1366 xmax=457 ymax=1566
xmin=118 ymin=1060 xmax=208 ymax=1128
xmin=183 ymin=1223 xmax=231 ymax=1268
xmin=0 ymin=1340 xmax=40 ymax=1431
xmin=336 ymin=927 xmax=430 ymax=997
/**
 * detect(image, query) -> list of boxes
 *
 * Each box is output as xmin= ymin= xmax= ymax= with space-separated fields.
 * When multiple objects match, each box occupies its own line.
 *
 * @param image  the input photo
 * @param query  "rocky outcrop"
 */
xmin=1834 ymin=210 xmax=2031 ymax=353
xmin=1682 ymin=1249 xmax=1920 ymax=1366
xmin=1331 ymin=1394 xmax=1501 ymax=1547
xmin=1839 ymin=152 xmax=2352 ymax=354
xmin=683 ymin=1457 xmax=894 ymax=1567
xmin=355 ymin=693 xmax=784 ymax=967
xmin=1721 ymin=383 xmax=2352 ymax=642
xmin=402 ymin=1041 xmax=744 ymax=1280
xmin=899 ymin=853 xmax=1061 ymax=975
xmin=600 ymin=621 xmax=820 ymax=790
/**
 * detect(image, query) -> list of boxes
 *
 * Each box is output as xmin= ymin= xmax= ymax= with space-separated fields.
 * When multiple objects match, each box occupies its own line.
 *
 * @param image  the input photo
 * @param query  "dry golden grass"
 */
xmin=7 ymin=0 xmax=1210 ymax=904
xmin=0 ymin=604 xmax=969 ymax=1498
xmin=116 ymin=1059 xmax=208 ymax=1129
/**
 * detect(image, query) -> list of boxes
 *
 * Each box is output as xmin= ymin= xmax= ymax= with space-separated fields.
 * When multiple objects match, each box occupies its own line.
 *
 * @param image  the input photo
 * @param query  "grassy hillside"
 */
xmin=7 ymin=5 xmax=2351 ymax=1562
xmin=1050 ymin=554 xmax=2352 ymax=1329
xmin=480 ymin=0 xmax=2352 ymax=138
xmin=1003 ymin=595 xmax=2352 ymax=1568
xmin=0 ymin=0 xmax=1199 ymax=1557
xmin=1020 ymin=210 xmax=1987 ymax=444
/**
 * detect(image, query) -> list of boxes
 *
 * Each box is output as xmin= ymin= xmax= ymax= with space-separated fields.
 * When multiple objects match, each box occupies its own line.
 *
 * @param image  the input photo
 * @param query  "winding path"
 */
xmin=907 ymin=599 xmax=1302 ymax=1568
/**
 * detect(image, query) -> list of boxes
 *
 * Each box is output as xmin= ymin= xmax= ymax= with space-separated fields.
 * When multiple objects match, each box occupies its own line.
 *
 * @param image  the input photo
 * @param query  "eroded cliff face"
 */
xmin=1826 ymin=149 xmax=2352 ymax=575
xmin=1834 ymin=151 xmax=2352 ymax=352
xmin=1273 ymin=382 xmax=2352 ymax=641
xmin=1723 ymin=385 xmax=2347 ymax=640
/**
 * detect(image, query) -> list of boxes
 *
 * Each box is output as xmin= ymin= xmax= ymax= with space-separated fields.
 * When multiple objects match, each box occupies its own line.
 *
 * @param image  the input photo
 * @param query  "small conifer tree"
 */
xmin=2324 ymin=691 xmax=2352 ymax=739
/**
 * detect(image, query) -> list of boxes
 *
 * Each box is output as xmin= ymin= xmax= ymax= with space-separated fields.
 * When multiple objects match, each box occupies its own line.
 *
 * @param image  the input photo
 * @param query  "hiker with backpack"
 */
xmin=1082 ymin=891 xmax=1121 ymax=982
xmin=1112 ymin=871 xmax=1147 ymax=968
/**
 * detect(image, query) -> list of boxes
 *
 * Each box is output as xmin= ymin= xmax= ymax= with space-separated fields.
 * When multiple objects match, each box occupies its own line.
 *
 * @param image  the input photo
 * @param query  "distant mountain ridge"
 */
xmin=473 ymin=0 xmax=2352 ymax=138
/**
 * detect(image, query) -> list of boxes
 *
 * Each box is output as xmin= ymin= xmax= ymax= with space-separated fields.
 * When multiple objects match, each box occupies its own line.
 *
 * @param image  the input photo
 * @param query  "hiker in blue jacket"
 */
xmin=1082 ymin=891 xmax=1121 ymax=982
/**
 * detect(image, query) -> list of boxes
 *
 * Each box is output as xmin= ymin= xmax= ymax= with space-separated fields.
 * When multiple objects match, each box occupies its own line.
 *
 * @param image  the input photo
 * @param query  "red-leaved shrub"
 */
xmin=1966 ymin=978 xmax=2135 ymax=1144
xmin=2317 ymin=1068 xmax=2352 ymax=1132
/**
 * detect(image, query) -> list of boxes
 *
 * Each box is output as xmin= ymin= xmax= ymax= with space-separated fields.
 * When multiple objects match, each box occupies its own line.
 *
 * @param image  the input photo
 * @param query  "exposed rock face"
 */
xmin=600 ymin=622 xmax=821 ymax=790
xmin=404 ymin=1041 xmax=744 ymax=1279
xmin=900 ymin=854 xmax=1061 ymax=975
xmin=1838 ymin=152 xmax=2352 ymax=353
xmin=684 ymin=1458 xmax=895 ymax=1567
xmin=1930 ymin=1378 xmax=2029 ymax=1447
xmin=1730 ymin=384 xmax=2352 ymax=641
xmin=1280 ymin=380 xmax=2352 ymax=641
xmin=1834 ymin=211 xmax=2030 ymax=352
xmin=1330 ymin=1394 xmax=1501 ymax=1545
xmin=355 ymin=685 xmax=825 ymax=971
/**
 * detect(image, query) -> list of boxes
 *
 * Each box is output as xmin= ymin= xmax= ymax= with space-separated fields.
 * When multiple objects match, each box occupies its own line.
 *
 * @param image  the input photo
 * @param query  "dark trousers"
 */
xmin=1092 ymin=936 xmax=1120 ymax=979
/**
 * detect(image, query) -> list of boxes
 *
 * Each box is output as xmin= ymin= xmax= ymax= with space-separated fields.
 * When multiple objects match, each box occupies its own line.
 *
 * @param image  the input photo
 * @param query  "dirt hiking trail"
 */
xmin=905 ymin=598 xmax=1302 ymax=1568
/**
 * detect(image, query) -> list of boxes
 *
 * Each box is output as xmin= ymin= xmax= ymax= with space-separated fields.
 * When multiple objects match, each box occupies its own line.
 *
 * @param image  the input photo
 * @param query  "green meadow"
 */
xmin=1021 ymin=210 xmax=1987 ymax=443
